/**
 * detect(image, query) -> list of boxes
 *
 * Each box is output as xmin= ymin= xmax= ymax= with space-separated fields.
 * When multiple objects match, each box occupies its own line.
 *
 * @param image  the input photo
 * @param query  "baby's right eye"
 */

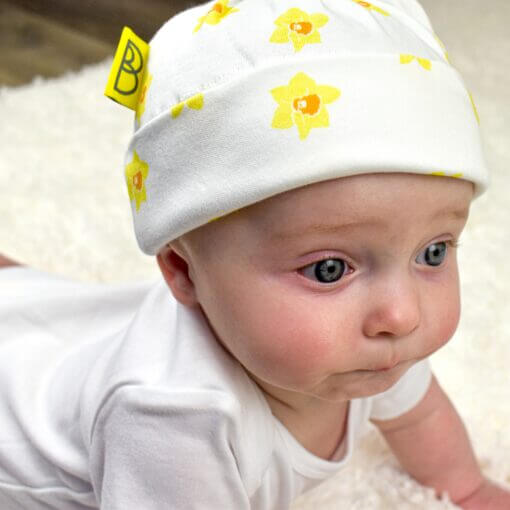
xmin=299 ymin=257 xmax=350 ymax=284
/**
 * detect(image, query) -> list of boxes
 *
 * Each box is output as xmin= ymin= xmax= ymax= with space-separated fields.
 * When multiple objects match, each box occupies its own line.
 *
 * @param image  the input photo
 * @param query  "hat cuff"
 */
xmin=127 ymin=54 xmax=489 ymax=255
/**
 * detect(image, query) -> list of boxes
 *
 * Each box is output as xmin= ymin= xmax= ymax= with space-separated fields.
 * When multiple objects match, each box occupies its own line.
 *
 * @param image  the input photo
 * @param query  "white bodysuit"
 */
xmin=0 ymin=266 xmax=432 ymax=509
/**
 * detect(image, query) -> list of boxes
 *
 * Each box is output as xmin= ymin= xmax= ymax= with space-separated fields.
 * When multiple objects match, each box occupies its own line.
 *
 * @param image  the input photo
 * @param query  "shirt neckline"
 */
xmin=272 ymin=398 xmax=357 ymax=479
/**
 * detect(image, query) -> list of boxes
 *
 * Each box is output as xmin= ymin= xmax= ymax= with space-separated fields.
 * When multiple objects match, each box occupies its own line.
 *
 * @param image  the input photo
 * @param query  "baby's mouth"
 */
xmin=367 ymin=359 xmax=405 ymax=372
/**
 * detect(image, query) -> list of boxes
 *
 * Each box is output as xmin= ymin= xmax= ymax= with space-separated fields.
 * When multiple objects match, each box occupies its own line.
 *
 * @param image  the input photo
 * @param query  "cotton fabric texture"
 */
xmin=124 ymin=0 xmax=490 ymax=255
xmin=0 ymin=266 xmax=431 ymax=509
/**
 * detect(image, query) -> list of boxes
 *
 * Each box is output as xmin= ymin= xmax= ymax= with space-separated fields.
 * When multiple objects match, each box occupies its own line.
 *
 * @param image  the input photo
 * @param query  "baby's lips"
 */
xmin=373 ymin=359 xmax=402 ymax=371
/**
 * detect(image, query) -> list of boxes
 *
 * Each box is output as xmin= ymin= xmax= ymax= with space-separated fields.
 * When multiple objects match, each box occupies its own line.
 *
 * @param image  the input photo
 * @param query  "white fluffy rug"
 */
xmin=1 ymin=0 xmax=509 ymax=508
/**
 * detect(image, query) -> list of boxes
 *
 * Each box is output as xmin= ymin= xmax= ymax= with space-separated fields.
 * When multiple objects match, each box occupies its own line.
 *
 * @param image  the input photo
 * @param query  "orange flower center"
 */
xmin=293 ymin=94 xmax=321 ymax=116
xmin=358 ymin=1 xmax=371 ymax=7
xmin=133 ymin=171 xmax=143 ymax=190
xmin=210 ymin=2 xmax=224 ymax=14
xmin=289 ymin=21 xmax=312 ymax=35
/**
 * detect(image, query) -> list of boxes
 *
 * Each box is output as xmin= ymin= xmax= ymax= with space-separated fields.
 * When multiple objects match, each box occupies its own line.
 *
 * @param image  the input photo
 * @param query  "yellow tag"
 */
xmin=104 ymin=27 xmax=149 ymax=111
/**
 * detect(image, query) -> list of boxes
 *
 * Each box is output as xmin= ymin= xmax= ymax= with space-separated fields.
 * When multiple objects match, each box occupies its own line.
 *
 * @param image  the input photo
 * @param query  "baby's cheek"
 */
xmin=249 ymin=305 xmax=338 ymax=386
xmin=439 ymin=303 xmax=461 ymax=345
xmin=428 ymin=285 xmax=462 ymax=352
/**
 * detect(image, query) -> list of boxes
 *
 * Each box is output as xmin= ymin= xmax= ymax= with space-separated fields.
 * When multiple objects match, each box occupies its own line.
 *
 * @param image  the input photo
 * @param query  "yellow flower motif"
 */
xmin=467 ymin=91 xmax=480 ymax=124
xmin=352 ymin=0 xmax=390 ymax=16
xmin=135 ymin=72 xmax=153 ymax=124
xmin=270 ymin=71 xmax=341 ymax=140
xmin=269 ymin=8 xmax=329 ymax=53
xmin=430 ymin=171 xmax=464 ymax=179
xmin=193 ymin=0 xmax=239 ymax=33
xmin=400 ymin=54 xmax=432 ymax=70
xmin=125 ymin=150 xmax=149 ymax=212
xmin=433 ymin=33 xmax=451 ymax=64
xmin=170 ymin=93 xmax=204 ymax=118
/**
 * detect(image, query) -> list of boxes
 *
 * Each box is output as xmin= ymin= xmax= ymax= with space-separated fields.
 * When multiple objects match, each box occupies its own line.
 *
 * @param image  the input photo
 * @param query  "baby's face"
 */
xmin=163 ymin=173 xmax=473 ymax=415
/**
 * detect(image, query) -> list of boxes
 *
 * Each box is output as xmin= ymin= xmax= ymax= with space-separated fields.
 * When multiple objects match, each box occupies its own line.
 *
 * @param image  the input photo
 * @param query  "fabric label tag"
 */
xmin=104 ymin=26 xmax=150 ymax=111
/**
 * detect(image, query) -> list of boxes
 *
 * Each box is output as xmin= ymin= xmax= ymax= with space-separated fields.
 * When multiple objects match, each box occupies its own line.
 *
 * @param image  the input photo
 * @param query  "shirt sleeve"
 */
xmin=369 ymin=358 xmax=433 ymax=421
xmin=89 ymin=385 xmax=250 ymax=509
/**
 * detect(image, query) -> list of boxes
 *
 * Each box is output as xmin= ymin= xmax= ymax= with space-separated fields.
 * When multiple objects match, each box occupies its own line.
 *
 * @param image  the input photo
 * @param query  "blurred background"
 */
xmin=0 ymin=0 xmax=203 ymax=86
xmin=1 ymin=0 xmax=508 ymax=89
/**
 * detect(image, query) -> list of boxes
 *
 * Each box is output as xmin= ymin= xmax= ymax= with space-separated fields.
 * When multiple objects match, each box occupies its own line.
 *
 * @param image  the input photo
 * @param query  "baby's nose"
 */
xmin=362 ymin=278 xmax=420 ymax=339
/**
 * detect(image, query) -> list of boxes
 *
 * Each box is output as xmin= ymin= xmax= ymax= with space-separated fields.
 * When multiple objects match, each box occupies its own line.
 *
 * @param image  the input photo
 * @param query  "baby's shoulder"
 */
xmin=91 ymin=369 xmax=275 ymax=498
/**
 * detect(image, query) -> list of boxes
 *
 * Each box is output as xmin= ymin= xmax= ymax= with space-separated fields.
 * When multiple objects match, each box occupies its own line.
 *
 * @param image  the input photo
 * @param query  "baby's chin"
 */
xmin=326 ymin=359 xmax=417 ymax=400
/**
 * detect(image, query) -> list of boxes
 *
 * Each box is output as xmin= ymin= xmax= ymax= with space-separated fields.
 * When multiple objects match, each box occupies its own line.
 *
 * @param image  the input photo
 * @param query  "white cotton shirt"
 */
xmin=0 ymin=266 xmax=432 ymax=509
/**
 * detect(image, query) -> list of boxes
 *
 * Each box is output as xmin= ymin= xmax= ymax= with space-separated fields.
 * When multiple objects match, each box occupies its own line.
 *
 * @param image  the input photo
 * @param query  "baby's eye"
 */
xmin=415 ymin=240 xmax=455 ymax=267
xmin=299 ymin=258 xmax=349 ymax=284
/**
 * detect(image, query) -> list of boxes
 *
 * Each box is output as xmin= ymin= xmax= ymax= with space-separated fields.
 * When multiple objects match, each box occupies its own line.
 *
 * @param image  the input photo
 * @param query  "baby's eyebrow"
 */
xmin=270 ymin=208 xmax=469 ymax=242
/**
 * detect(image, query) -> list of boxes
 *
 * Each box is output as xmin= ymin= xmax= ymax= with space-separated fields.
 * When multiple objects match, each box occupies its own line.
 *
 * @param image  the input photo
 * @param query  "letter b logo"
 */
xmin=104 ymin=27 xmax=150 ymax=111
xmin=115 ymin=39 xmax=144 ymax=96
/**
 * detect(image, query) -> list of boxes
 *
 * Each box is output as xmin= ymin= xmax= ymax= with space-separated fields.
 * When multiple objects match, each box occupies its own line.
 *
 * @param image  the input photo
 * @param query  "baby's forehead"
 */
xmin=227 ymin=173 xmax=472 ymax=243
xmin=245 ymin=173 xmax=456 ymax=220
xmin=245 ymin=173 xmax=471 ymax=221
xmin=186 ymin=173 xmax=472 ymax=256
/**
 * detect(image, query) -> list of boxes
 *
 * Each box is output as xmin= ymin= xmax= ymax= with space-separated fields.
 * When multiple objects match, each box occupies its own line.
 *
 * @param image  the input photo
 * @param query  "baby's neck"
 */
xmin=272 ymin=397 xmax=350 ymax=461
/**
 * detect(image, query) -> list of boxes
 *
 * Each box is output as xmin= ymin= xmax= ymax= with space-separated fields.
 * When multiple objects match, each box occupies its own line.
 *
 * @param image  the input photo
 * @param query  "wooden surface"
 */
xmin=0 ymin=0 xmax=202 ymax=87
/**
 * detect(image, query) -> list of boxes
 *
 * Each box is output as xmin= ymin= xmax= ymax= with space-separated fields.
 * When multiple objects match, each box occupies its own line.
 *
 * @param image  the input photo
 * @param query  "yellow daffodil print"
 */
xmin=125 ymin=150 xmax=149 ymax=212
xmin=193 ymin=0 xmax=239 ymax=33
xmin=170 ymin=92 xmax=204 ymax=118
xmin=400 ymin=54 xmax=432 ymax=70
xmin=269 ymin=8 xmax=329 ymax=53
xmin=352 ymin=0 xmax=390 ymax=16
xmin=270 ymin=71 xmax=341 ymax=140
xmin=430 ymin=171 xmax=464 ymax=179
xmin=467 ymin=91 xmax=480 ymax=124
xmin=135 ymin=71 xmax=153 ymax=124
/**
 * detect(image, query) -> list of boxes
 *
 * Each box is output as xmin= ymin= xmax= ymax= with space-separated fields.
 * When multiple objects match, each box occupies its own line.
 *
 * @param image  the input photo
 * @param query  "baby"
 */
xmin=1 ymin=0 xmax=510 ymax=509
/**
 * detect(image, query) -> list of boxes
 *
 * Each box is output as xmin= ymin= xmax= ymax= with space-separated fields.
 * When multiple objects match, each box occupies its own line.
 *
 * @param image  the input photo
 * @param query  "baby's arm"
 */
xmin=371 ymin=374 xmax=510 ymax=509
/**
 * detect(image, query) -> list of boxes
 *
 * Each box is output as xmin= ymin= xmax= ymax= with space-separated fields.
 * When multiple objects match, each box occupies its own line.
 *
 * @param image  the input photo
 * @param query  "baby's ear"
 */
xmin=156 ymin=243 xmax=199 ymax=308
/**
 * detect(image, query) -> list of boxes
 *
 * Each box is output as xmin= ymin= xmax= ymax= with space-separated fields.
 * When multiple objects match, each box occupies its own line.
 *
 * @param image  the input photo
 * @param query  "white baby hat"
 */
xmin=121 ymin=0 xmax=489 ymax=255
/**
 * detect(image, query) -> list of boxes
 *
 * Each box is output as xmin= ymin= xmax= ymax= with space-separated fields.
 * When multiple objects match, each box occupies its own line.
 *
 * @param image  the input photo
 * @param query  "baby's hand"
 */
xmin=455 ymin=477 xmax=510 ymax=509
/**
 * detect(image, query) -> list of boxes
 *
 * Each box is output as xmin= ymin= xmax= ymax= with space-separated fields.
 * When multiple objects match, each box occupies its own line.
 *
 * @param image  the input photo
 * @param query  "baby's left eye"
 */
xmin=416 ymin=240 xmax=457 ymax=267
